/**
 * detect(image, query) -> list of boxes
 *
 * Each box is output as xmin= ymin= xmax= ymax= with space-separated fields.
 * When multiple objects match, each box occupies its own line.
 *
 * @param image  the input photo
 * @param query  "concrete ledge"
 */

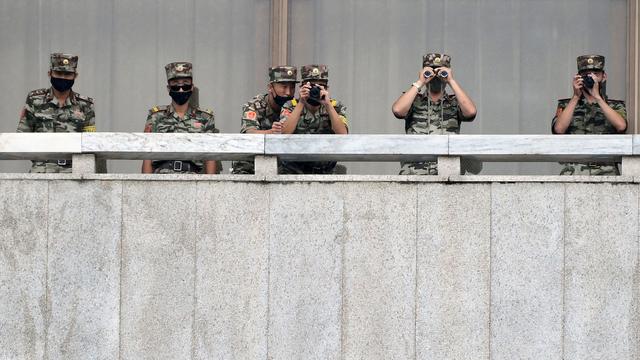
xmin=449 ymin=135 xmax=632 ymax=161
xmin=0 ymin=133 xmax=80 ymax=160
xmin=265 ymin=134 xmax=447 ymax=161
xmin=82 ymin=133 xmax=264 ymax=160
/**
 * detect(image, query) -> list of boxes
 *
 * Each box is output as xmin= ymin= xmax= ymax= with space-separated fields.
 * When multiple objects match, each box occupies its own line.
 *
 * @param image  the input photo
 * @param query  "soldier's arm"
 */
xmin=281 ymin=101 xmax=304 ymax=134
xmin=595 ymin=99 xmax=627 ymax=133
xmin=17 ymin=98 xmax=35 ymax=132
xmin=448 ymin=79 xmax=476 ymax=120
xmin=392 ymin=67 xmax=432 ymax=118
xmin=241 ymin=103 xmax=272 ymax=134
xmin=553 ymin=96 xmax=579 ymax=134
xmin=326 ymin=101 xmax=349 ymax=134
xmin=82 ymin=100 xmax=96 ymax=132
xmin=204 ymin=161 xmax=217 ymax=174
xmin=141 ymin=114 xmax=154 ymax=174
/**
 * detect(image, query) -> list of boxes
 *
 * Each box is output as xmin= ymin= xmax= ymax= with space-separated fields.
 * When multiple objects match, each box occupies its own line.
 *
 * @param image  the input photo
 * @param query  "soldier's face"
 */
xmin=270 ymin=82 xmax=295 ymax=97
xmin=49 ymin=71 xmax=76 ymax=80
xmin=167 ymin=78 xmax=193 ymax=92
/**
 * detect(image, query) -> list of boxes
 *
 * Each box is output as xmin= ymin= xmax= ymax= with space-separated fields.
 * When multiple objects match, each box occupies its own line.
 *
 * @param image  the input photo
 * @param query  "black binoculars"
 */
xmin=424 ymin=70 xmax=448 ymax=79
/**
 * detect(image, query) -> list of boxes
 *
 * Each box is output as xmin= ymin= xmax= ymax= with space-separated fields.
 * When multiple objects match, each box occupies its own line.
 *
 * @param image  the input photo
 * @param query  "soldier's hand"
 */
xmin=436 ymin=67 xmax=452 ymax=82
xmin=318 ymin=85 xmax=331 ymax=106
xmin=299 ymin=82 xmax=312 ymax=104
xmin=418 ymin=67 xmax=435 ymax=85
xmin=271 ymin=121 xmax=283 ymax=134
xmin=572 ymin=74 xmax=584 ymax=98
xmin=589 ymin=74 xmax=602 ymax=99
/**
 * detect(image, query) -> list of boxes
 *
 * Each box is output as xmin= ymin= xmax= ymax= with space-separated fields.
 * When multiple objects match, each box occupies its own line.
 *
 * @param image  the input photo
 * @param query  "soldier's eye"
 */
xmin=170 ymin=84 xmax=192 ymax=91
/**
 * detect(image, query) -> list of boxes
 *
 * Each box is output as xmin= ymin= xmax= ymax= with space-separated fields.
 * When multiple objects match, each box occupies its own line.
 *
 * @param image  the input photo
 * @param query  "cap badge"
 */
xmin=587 ymin=58 xmax=594 ymax=65
xmin=434 ymin=57 xmax=441 ymax=64
xmin=62 ymin=59 xmax=69 ymax=65
xmin=312 ymin=68 xmax=320 ymax=75
xmin=287 ymin=70 xmax=293 ymax=75
xmin=176 ymin=64 xmax=184 ymax=71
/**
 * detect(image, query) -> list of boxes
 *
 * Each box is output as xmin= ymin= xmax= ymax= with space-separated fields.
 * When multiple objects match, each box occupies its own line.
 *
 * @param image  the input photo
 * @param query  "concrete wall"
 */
xmin=1 ymin=177 xmax=639 ymax=359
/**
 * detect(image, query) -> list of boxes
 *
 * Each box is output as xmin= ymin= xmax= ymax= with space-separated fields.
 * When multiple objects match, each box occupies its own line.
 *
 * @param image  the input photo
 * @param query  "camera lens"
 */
xmin=582 ymin=75 xmax=595 ymax=89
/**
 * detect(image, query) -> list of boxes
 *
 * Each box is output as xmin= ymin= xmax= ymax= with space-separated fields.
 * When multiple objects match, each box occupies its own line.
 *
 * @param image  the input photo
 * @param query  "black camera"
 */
xmin=582 ymin=74 xmax=595 ymax=89
xmin=308 ymin=85 xmax=324 ymax=106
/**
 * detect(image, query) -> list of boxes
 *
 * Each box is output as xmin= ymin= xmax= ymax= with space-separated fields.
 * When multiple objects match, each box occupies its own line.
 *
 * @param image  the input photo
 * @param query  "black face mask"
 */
xmin=274 ymin=95 xmax=293 ymax=107
xmin=50 ymin=77 xmax=74 ymax=92
xmin=429 ymin=78 xmax=445 ymax=93
xmin=169 ymin=90 xmax=192 ymax=105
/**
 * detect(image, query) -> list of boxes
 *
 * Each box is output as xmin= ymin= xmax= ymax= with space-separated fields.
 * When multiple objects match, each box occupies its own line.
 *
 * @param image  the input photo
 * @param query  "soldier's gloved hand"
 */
xmin=572 ymin=74 xmax=584 ymax=98
xmin=318 ymin=85 xmax=331 ymax=106
xmin=436 ymin=66 xmax=452 ymax=82
xmin=299 ymin=82 xmax=312 ymax=104
xmin=418 ymin=67 xmax=435 ymax=86
xmin=271 ymin=121 xmax=283 ymax=134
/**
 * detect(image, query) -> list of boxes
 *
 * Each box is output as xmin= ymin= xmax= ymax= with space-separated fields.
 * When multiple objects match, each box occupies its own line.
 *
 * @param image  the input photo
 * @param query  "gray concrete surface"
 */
xmin=1 ymin=176 xmax=639 ymax=359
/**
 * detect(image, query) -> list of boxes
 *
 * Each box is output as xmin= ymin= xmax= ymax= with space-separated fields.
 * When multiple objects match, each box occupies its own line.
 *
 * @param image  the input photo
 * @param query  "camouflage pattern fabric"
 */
xmin=300 ymin=65 xmax=329 ymax=82
xmin=144 ymin=104 xmax=217 ymax=173
xmin=400 ymin=92 xmax=473 ymax=175
xmin=50 ymin=53 xmax=78 ymax=73
xmin=278 ymin=98 xmax=349 ymax=174
xmin=577 ymin=55 xmax=605 ymax=72
xmin=269 ymin=66 xmax=298 ymax=83
xmin=422 ymin=53 xmax=451 ymax=68
xmin=232 ymin=93 xmax=281 ymax=174
xmin=165 ymin=62 xmax=192 ymax=80
xmin=552 ymin=96 xmax=627 ymax=175
xmin=17 ymin=87 xmax=95 ymax=173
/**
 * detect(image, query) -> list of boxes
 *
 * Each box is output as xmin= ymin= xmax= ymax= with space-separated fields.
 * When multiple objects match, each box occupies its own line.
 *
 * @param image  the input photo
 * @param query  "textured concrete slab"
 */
xmin=0 ymin=180 xmax=48 ymax=359
xmin=416 ymin=183 xmax=491 ymax=360
xmin=268 ymin=183 xmax=344 ymax=360
xmin=46 ymin=180 xmax=121 ymax=359
xmin=121 ymin=181 xmax=197 ymax=359
xmin=265 ymin=134 xmax=447 ymax=161
xmin=0 ymin=133 xmax=80 ymax=160
xmin=490 ymin=183 xmax=564 ymax=359
xmin=564 ymin=183 xmax=639 ymax=359
xmin=82 ymin=132 xmax=265 ymax=161
xmin=193 ymin=182 xmax=269 ymax=359
xmin=342 ymin=183 xmax=416 ymax=359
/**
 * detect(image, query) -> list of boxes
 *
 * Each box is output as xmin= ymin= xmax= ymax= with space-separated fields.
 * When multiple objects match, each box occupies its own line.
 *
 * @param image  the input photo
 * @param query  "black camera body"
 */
xmin=582 ymin=75 xmax=595 ymax=89
xmin=308 ymin=85 xmax=325 ymax=106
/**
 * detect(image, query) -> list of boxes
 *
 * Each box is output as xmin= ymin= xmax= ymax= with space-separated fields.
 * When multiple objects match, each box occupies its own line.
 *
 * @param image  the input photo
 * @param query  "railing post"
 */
xmin=72 ymin=154 xmax=96 ymax=174
xmin=254 ymin=155 xmax=278 ymax=176
xmin=437 ymin=156 xmax=461 ymax=176
xmin=621 ymin=156 xmax=640 ymax=176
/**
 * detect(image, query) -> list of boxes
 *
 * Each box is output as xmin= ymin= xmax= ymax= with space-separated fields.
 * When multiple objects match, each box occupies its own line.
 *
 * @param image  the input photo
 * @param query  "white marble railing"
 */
xmin=1 ymin=133 xmax=638 ymax=175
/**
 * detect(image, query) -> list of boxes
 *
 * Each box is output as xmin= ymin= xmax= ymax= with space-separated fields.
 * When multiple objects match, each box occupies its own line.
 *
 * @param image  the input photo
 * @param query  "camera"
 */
xmin=308 ymin=84 xmax=324 ymax=106
xmin=582 ymin=74 xmax=595 ymax=89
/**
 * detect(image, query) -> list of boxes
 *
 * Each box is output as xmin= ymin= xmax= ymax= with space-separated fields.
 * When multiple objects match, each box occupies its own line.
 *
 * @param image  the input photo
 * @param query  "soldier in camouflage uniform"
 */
xmin=552 ymin=54 xmax=627 ymax=175
xmin=279 ymin=65 xmax=349 ymax=174
xmin=17 ymin=53 xmax=95 ymax=173
xmin=232 ymin=66 xmax=298 ymax=174
xmin=392 ymin=53 xmax=477 ymax=175
xmin=142 ymin=62 xmax=218 ymax=174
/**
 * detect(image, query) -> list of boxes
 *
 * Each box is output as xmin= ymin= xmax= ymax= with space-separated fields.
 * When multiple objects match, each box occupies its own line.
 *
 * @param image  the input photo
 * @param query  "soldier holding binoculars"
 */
xmin=392 ymin=53 xmax=477 ymax=175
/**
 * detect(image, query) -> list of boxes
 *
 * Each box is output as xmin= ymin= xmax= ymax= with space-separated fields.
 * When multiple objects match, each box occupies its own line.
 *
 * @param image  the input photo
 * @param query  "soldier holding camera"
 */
xmin=392 ymin=53 xmax=477 ymax=175
xmin=279 ymin=64 xmax=349 ymax=174
xmin=552 ymin=55 xmax=627 ymax=175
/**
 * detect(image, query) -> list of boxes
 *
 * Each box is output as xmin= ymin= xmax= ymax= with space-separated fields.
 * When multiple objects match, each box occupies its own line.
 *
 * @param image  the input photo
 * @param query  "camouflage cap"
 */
xmin=269 ymin=66 xmax=298 ymax=83
xmin=577 ymin=54 xmax=605 ymax=72
xmin=50 ymin=53 xmax=78 ymax=73
xmin=165 ymin=62 xmax=193 ymax=81
xmin=422 ymin=53 xmax=451 ymax=68
xmin=301 ymin=64 xmax=329 ymax=82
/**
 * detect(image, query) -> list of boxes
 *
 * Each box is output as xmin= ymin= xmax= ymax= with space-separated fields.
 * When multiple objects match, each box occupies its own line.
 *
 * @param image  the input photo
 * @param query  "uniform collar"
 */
xmin=46 ymin=87 xmax=77 ymax=106
xmin=168 ymin=103 xmax=196 ymax=117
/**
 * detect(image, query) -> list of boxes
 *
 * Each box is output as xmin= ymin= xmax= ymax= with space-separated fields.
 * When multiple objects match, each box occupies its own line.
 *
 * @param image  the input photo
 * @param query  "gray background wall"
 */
xmin=0 ymin=0 xmax=629 ymax=175
xmin=1 ymin=178 xmax=638 ymax=359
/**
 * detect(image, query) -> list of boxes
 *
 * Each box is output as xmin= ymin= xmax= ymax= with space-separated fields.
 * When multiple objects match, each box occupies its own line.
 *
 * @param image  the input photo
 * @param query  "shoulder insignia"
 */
xmin=200 ymin=108 xmax=214 ymax=116
xmin=27 ymin=88 xmax=48 ymax=98
xmin=291 ymin=99 xmax=298 ymax=106
xmin=82 ymin=125 xmax=97 ymax=132
xmin=75 ymin=94 xmax=94 ymax=104
xmin=150 ymin=105 xmax=168 ymax=114
xmin=331 ymin=99 xmax=337 ymax=107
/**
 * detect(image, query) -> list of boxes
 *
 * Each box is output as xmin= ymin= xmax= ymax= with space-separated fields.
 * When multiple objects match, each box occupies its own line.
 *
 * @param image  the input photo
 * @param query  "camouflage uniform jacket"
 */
xmin=278 ymin=98 xmax=349 ymax=174
xmin=17 ymin=87 xmax=95 ymax=172
xmin=144 ymin=104 xmax=217 ymax=172
xmin=232 ymin=94 xmax=281 ymax=174
xmin=240 ymin=93 xmax=280 ymax=133
xmin=401 ymin=91 xmax=474 ymax=175
xmin=552 ymin=96 xmax=627 ymax=175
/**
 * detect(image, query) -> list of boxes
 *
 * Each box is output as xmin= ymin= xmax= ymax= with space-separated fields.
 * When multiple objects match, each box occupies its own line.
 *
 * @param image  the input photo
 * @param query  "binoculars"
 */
xmin=424 ymin=69 xmax=448 ymax=79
